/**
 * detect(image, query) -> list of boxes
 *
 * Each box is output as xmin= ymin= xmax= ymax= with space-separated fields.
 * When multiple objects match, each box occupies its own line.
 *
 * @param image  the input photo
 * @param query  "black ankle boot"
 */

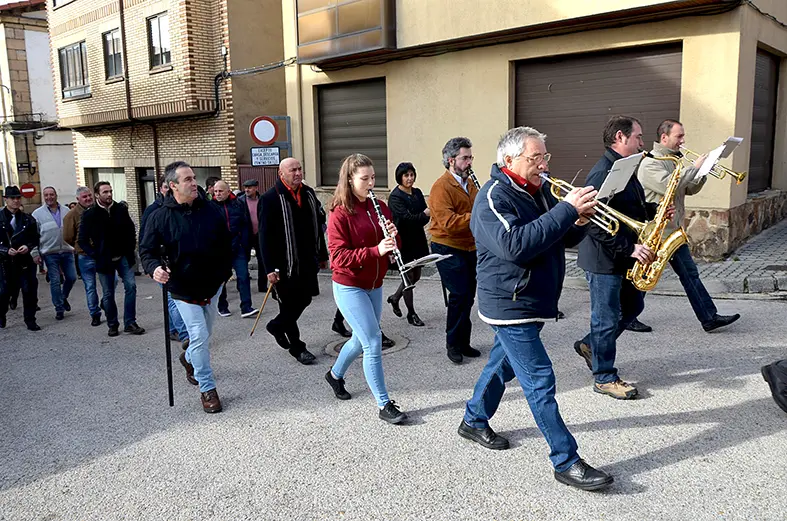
xmin=331 ymin=319 xmax=352 ymax=338
xmin=407 ymin=313 xmax=424 ymax=327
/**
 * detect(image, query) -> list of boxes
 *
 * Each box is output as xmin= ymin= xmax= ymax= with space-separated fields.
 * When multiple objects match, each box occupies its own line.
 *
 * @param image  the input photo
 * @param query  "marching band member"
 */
xmin=325 ymin=154 xmax=407 ymax=425
xmin=429 ymin=137 xmax=480 ymax=364
xmin=462 ymin=126 xmax=612 ymax=491
xmin=637 ymin=119 xmax=740 ymax=333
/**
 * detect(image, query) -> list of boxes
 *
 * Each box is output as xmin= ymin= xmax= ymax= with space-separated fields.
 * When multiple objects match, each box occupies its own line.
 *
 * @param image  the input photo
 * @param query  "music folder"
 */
xmin=402 ymin=253 xmax=452 ymax=270
xmin=597 ymin=152 xmax=644 ymax=200
xmin=719 ymin=137 xmax=743 ymax=159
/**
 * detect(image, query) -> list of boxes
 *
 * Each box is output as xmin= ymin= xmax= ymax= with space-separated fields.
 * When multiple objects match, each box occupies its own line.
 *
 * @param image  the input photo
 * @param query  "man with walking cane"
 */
xmin=140 ymin=161 xmax=232 ymax=413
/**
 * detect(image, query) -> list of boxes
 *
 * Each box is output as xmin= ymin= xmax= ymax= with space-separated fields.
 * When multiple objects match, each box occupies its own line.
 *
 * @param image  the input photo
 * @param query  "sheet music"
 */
xmin=402 ymin=253 xmax=452 ymax=270
xmin=696 ymin=144 xmax=726 ymax=178
xmin=597 ymin=152 xmax=644 ymax=200
xmin=719 ymin=137 xmax=743 ymax=159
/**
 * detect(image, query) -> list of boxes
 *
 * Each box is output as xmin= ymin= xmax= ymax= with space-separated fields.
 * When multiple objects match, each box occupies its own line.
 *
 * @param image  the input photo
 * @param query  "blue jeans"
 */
xmin=97 ymin=257 xmax=137 ymax=328
xmin=331 ymin=282 xmax=389 ymax=407
xmin=43 ymin=251 xmax=77 ymax=313
xmin=431 ymin=242 xmax=477 ymax=348
xmin=218 ymin=251 xmax=253 ymax=313
xmin=669 ymin=244 xmax=717 ymax=324
xmin=173 ymin=286 xmax=221 ymax=392
xmin=465 ymin=322 xmax=579 ymax=472
xmin=581 ymin=272 xmax=645 ymax=384
xmin=77 ymin=254 xmax=100 ymax=317
xmin=160 ymin=283 xmax=188 ymax=341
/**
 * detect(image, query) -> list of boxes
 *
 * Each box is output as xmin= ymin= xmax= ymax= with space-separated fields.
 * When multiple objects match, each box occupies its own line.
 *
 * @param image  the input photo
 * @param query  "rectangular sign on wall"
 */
xmin=251 ymin=147 xmax=281 ymax=167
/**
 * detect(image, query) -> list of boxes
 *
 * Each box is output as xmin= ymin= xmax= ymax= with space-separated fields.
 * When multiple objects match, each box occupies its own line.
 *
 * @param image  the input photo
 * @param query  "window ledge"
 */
xmin=149 ymin=64 xmax=173 ymax=75
xmin=105 ymin=76 xmax=124 ymax=85
xmin=62 ymin=93 xmax=92 ymax=102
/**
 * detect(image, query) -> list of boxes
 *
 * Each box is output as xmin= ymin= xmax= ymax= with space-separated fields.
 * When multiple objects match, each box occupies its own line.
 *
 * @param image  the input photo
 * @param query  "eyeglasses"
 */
xmin=457 ymin=155 xmax=474 ymax=161
xmin=519 ymin=153 xmax=551 ymax=164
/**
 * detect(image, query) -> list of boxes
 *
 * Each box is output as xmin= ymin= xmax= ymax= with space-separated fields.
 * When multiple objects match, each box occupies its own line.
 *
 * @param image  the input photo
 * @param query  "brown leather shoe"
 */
xmin=201 ymin=389 xmax=222 ymax=413
xmin=179 ymin=352 xmax=198 ymax=386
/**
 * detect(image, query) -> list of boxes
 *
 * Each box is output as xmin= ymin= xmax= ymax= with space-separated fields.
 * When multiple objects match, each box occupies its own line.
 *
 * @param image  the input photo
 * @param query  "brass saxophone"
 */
xmin=626 ymin=154 xmax=688 ymax=291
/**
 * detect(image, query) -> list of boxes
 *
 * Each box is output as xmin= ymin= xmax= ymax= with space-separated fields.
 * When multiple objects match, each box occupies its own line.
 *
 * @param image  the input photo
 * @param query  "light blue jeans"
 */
xmin=173 ymin=286 xmax=221 ymax=393
xmin=331 ymin=282 xmax=389 ymax=407
xmin=159 ymin=283 xmax=188 ymax=342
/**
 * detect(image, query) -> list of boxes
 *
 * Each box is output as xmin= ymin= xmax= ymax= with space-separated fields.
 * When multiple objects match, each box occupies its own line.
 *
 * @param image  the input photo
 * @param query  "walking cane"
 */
xmin=441 ymin=283 xmax=449 ymax=308
xmin=160 ymin=247 xmax=174 ymax=407
xmin=250 ymin=269 xmax=278 ymax=337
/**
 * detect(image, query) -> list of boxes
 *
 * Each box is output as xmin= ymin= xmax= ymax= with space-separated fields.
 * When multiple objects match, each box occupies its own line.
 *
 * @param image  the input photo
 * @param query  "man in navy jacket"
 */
xmin=460 ymin=126 xmax=613 ymax=492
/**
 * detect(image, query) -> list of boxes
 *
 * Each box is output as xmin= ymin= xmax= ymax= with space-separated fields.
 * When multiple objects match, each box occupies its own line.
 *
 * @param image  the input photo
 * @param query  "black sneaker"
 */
xmin=381 ymin=332 xmax=395 ymax=348
xmin=325 ymin=370 xmax=351 ymax=400
xmin=63 ymin=299 xmax=71 ymax=312
xmin=379 ymin=401 xmax=407 ymax=424
xmin=124 ymin=323 xmax=146 ymax=335
xmin=91 ymin=314 xmax=101 ymax=327
xmin=108 ymin=325 xmax=119 ymax=337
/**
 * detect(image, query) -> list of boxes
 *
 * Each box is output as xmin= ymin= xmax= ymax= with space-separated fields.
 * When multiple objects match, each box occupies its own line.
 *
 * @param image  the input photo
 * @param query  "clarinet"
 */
xmin=367 ymin=189 xmax=414 ymax=290
xmin=468 ymin=167 xmax=481 ymax=189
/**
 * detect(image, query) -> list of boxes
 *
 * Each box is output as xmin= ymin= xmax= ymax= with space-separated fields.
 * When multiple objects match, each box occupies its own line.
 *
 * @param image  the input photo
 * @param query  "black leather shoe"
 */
xmin=108 ymin=325 xmax=119 ymax=337
xmin=379 ymin=400 xmax=407 ymax=424
xmin=554 ymin=459 xmax=614 ymax=491
xmin=91 ymin=314 xmax=101 ymax=327
xmin=625 ymin=318 xmax=652 ymax=333
xmin=387 ymin=295 xmax=402 ymax=317
xmin=457 ymin=420 xmax=509 ymax=450
xmin=702 ymin=313 xmax=740 ymax=333
xmin=295 ymin=350 xmax=317 ymax=365
xmin=124 ymin=323 xmax=146 ymax=335
xmin=381 ymin=332 xmax=395 ymax=348
xmin=762 ymin=363 xmax=787 ymax=414
xmin=331 ymin=319 xmax=352 ymax=338
xmin=26 ymin=322 xmax=41 ymax=331
xmin=462 ymin=345 xmax=481 ymax=358
xmin=325 ymin=370 xmax=351 ymax=400
xmin=56 ymin=311 xmax=64 ymax=321
xmin=447 ymin=345 xmax=463 ymax=364
xmin=63 ymin=299 xmax=71 ymax=312
xmin=267 ymin=321 xmax=290 ymax=349
xmin=407 ymin=313 xmax=424 ymax=327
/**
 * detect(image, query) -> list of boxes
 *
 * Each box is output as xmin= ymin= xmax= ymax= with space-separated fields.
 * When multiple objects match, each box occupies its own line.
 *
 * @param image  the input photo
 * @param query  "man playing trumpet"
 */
xmin=636 ymin=119 xmax=740 ymax=333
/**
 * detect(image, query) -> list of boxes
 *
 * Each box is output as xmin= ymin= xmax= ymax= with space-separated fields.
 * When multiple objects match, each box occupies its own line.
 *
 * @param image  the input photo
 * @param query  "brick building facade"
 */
xmin=48 ymin=0 xmax=286 ymax=225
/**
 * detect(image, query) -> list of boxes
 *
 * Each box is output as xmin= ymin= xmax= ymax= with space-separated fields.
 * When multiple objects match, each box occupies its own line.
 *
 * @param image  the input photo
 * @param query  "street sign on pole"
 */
xmin=20 ymin=183 xmax=36 ymax=198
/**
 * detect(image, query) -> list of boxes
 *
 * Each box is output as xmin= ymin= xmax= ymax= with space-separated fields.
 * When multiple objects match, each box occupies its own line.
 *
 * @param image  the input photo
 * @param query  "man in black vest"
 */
xmin=260 ymin=157 xmax=328 ymax=365
xmin=0 ymin=186 xmax=40 ymax=330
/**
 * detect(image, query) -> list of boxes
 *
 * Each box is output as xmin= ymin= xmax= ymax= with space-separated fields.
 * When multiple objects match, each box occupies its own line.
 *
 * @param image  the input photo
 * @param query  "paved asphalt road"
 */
xmin=3 ymin=275 xmax=786 ymax=520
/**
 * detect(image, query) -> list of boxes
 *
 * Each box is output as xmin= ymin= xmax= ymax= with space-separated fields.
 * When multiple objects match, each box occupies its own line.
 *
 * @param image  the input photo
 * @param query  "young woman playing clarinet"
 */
xmin=325 ymin=153 xmax=407 ymax=425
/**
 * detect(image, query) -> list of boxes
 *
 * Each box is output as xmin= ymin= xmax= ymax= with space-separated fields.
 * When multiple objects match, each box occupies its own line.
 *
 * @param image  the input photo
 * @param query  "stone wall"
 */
xmin=684 ymin=189 xmax=787 ymax=260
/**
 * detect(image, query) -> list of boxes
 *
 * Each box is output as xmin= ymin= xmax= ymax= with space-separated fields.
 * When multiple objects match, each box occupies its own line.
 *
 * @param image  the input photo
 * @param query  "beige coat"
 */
xmin=637 ymin=142 xmax=707 ymax=232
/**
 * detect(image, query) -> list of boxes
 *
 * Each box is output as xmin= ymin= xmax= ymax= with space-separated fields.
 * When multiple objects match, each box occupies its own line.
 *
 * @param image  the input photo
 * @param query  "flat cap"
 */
xmin=243 ymin=179 xmax=259 ymax=187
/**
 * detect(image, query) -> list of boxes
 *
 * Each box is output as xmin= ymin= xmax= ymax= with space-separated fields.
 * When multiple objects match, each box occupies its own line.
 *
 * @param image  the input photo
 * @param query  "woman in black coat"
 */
xmin=386 ymin=162 xmax=430 ymax=326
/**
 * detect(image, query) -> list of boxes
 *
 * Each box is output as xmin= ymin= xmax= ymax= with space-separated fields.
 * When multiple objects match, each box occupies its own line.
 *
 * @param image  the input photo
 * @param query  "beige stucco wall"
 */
xmin=284 ymin=2 xmax=787 ymax=214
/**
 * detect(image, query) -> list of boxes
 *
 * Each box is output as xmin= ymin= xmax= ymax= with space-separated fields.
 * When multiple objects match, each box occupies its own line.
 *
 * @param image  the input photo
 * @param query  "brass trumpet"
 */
xmin=538 ymin=173 xmax=623 ymax=236
xmin=679 ymin=146 xmax=747 ymax=184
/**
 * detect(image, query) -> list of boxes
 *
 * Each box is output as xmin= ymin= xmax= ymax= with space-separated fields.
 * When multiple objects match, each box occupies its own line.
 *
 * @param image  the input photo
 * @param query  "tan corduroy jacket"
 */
xmin=63 ymin=203 xmax=88 ymax=255
xmin=427 ymin=170 xmax=478 ymax=251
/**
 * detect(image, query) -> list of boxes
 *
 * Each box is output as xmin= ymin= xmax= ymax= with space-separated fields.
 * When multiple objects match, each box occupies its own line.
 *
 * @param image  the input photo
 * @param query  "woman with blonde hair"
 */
xmin=324 ymin=154 xmax=407 ymax=424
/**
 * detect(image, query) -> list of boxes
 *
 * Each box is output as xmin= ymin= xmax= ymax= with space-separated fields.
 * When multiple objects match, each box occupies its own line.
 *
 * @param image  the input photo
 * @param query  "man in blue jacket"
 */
xmin=460 ymin=126 xmax=613 ymax=491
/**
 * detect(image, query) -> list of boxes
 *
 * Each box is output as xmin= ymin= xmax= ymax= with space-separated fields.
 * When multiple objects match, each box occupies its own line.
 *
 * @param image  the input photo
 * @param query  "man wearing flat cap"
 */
xmin=0 ymin=186 xmax=41 ymax=330
xmin=238 ymin=178 xmax=266 ymax=292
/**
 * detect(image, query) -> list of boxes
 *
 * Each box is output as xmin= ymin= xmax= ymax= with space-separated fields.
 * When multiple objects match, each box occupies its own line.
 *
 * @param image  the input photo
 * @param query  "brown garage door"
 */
xmin=317 ymin=78 xmax=387 ymax=186
xmin=748 ymin=49 xmax=780 ymax=193
xmin=515 ymin=44 xmax=682 ymax=186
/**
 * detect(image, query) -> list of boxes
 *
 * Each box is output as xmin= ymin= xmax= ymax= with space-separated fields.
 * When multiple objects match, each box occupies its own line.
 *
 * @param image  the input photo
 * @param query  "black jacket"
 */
xmin=77 ymin=201 xmax=136 ymax=274
xmin=139 ymin=198 xmax=162 ymax=246
xmin=471 ymin=164 xmax=586 ymax=324
xmin=388 ymin=186 xmax=430 ymax=263
xmin=0 ymin=207 xmax=39 ymax=274
xmin=577 ymin=148 xmax=658 ymax=275
xmin=259 ymin=180 xmax=328 ymax=296
xmin=139 ymin=195 xmax=232 ymax=302
xmin=211 ymin=193 xmax=251 ymax=255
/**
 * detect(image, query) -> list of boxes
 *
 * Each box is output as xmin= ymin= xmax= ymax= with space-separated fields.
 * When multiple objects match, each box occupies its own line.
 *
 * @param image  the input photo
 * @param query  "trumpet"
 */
xmin=679 ymin=146 xmax=747 ymax=184
xmin=538 ymin=173 xmax=621 ymax=236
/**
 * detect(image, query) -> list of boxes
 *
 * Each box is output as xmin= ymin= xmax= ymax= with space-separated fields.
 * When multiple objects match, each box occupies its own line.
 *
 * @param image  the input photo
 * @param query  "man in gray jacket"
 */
xmin=636 ymin=119 xmax=740 ymax=333
xmin=32 ymin=186 xmax=77 ymax=321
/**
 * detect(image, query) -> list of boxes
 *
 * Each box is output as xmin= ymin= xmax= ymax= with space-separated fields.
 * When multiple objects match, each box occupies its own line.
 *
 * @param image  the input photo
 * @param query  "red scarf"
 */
xmin=281 ymin=178 xmax=302 ymax=207
xmin=501 ymin=167 xmax=540 ymax=196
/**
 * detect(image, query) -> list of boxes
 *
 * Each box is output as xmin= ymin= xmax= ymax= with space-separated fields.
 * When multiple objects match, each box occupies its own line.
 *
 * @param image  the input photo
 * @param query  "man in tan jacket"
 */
xmin=429 ymin=136 xmax=480 ymax=364
xmin=63 ymin=186 xmax=102 ymax=326
xmin=636 ymin=119 xmax=739 ymax=333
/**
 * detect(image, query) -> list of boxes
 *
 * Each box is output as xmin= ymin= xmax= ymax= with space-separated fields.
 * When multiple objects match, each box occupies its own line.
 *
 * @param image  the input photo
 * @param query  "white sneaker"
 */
xmin=241 ymin=308 xmax=258 ymax=318
xmin=218 ymin=309 xmax=232 ymax=317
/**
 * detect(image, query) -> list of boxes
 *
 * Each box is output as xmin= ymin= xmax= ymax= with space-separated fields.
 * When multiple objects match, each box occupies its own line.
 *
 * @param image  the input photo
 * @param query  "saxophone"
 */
xmin=626 ymin=154 xmax=688 ymax=291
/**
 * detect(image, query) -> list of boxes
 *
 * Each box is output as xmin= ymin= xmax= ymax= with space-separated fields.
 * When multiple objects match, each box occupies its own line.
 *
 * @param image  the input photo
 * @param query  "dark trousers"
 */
xmin=254 ymin=234 xmax=267 ymax=293
xmin=431 ymin=242 xmax=477 ymax=348
xmin=580 ymin=272 xmax=645 ymax=384
xmin=270 ymin=280 xmax=312 ymax=356
xmin=0 ymin=264 xmax=38 ymax=324
xmin=669 ymin=244 xmax=717 ymax=324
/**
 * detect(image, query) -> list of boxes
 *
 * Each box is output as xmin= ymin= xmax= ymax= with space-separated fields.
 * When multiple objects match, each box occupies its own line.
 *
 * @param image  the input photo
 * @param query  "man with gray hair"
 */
xmin=428 ymin=137 xmax=480 ymax=364
xmin=32 ymin=186 xmax=77 ymax=321
xmin=460 ymin=126 xmax=613 ymax=491
xmin=63 ymin=186 xmax=101 ymax=325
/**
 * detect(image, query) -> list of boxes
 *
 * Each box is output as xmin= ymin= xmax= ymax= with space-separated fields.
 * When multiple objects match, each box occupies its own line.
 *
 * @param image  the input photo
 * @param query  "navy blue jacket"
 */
xmin=577 ymin=148 xmax=657 ymax=274
xmin=211 ymin=193 xmax=251 ymax=255
xmin=471 ymin=164 xmax=586 ymax=324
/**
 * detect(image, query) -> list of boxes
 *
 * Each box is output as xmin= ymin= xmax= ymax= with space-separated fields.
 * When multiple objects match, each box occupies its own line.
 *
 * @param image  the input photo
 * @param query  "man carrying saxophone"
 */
xmin=636 ymin=119 xmax=740 ymax=333
xmin=574 ymin=115 xmax=673 ymax=400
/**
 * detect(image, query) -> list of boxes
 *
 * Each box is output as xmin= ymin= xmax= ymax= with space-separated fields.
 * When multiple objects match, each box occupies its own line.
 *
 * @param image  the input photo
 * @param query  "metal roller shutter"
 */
xmin=748 ymin=49 xmax=780 ymax=193
xmin=318 ymin=78 xmax=387 ymax=186
xmin=515 ymin=45 xmax=682 ymax=186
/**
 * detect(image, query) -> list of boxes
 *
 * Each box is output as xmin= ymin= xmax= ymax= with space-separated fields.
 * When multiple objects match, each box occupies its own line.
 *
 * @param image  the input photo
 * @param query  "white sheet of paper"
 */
xmin=403 ymin=253 xmax=452 ymax=270
xmin=719 ymin=137 xmax=743 ymax=159
xmin=697 ymin=144 xmax=726 ymax=178
xmin=597 ymin=152 xmax=644 ymax=200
